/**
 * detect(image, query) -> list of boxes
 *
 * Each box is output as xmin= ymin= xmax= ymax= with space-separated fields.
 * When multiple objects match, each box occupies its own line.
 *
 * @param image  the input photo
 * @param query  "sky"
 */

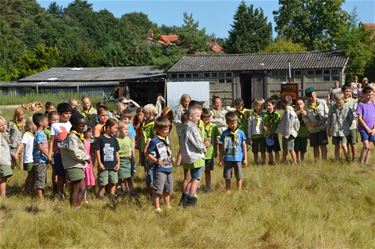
xmin=36 ymin=0 xmax=375 ymax=38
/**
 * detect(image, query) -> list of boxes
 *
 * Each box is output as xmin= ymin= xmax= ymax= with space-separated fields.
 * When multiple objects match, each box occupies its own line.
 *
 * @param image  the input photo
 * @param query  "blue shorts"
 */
xmin=360 ymin=131 xmax=375 ymax=142
xmin=53 ymin=153 xmax=65 ymax=177
xmin=191 ymin=167 xmax=203 ymax=180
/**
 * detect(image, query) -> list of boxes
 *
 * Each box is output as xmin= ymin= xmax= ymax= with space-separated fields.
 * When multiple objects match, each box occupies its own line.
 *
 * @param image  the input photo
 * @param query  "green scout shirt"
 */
xmin=262 ymin=111 xmax=281 ymax=134
xmin=235 ymin=108 xmax=251 ymax=136
xmin=141 ymin=119 xmax=155 ymax=151
xmin=117 ymin=136 xmax=133 ymax=158
xmin=297 ymin=114 xmax=308 ymax=138
xmin=199 ymin=121 xmax=220 ymax=160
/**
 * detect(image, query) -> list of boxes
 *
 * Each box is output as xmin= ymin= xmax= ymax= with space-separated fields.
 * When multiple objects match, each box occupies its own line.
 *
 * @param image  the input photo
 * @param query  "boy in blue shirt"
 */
xmin=146 ymin=116 xmax=173 ymax=213
xmin=219 ymin=112 xmax=247 ymax=192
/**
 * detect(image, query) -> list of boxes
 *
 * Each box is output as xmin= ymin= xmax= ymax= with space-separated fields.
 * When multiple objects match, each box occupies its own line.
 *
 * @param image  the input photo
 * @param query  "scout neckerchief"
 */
xmin=142 ymin=119 xmax=155 ymax=134
xmin=204 ymin=123 xmax=214 ymax=141
xmin=237 ymin=109 xmax=247 ymax=121
xmin=156 ymin=135 xmax=171 ymax=157
xmin=251 ymin=111 xmax=260 ymax=126
xmin=228 ymin=128 xmax=239 ymax=145
xmin=82 ymin=107 xmax=94 ymax=119
xmin=69 ymin=130 xmax=85 ymax=142
xmin=13 ymin=120 xmax=25 ymax=133
xmin=308 ymin=100 xmax=321 ymax=122
xmin=266 ymin=111 xmax=277 ymax=132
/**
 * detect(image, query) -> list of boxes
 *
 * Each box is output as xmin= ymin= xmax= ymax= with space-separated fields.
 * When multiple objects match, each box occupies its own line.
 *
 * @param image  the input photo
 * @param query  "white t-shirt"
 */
xmin=51 ymin=122 xmax=72 ymax=150
xmin=21 ymin=132 xmax=34 ymax=163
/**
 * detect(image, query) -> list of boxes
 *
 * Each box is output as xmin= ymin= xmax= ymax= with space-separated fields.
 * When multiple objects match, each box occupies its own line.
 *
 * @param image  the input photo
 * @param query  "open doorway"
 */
xmin=240 ymin=73 xmax=252 ymax=108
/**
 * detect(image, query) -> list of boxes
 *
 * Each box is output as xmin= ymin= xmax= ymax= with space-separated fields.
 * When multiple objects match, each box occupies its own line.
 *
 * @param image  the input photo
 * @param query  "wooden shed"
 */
xmin=167 ymin=51 xmax=349 ymax=107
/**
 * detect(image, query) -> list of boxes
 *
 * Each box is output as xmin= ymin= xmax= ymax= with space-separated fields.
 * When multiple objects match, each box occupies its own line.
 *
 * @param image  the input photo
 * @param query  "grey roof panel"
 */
xmin=168 ymin=51 xmax=348 ymax=72
xmin=18 ymin=66 xmax=165 ymax=82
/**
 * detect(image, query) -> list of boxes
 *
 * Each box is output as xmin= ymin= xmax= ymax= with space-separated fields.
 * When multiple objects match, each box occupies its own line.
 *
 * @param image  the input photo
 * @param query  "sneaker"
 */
xmin=155 ymin=208 xmax=162 ymax=213
xmin=182 ymin=193 xmax=190 ymax=208
xmin=186 ymin=196 xmax=197 ymax=207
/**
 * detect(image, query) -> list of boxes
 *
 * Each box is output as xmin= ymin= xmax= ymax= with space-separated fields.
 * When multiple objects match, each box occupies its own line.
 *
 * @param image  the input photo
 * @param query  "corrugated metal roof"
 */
xmin=18 ymin=66 xmax=165 ymax=82
xmin=0 ymin=81 xmax=119 ymax=88
xmin=168 ymin=51 xmax=348 ymax=73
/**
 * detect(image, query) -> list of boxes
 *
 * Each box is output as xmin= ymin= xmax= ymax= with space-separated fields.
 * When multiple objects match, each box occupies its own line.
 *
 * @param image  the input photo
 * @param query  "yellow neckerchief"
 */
xmin=13 ymin=120 xmax=25 ymax=132
xmin=204 ymin=122 xmax=214 ymax=141
xmin=237 ymin=109 xmax=246 ymax=121
xmin=82 ymin=107 xmax=94 ymax=118
xmin=156 ymin=135 xmax=171 ymax=157
xmin=141 ymin=119 xmax=155 ymax=139
xmin=69 ymin=130 xmax=85 ymax=142
xmin=308 ymin=101 xmax=319 ymax=115
xmin=228 ymin=128 xmax=239 ymax=144
xmin=251 ymin=111 xmax=260 ymax=126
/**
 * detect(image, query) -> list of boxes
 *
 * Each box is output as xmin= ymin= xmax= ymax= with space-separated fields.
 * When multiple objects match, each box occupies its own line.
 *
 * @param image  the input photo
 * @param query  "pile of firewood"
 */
xmin=22 ymin=102 xmax=44 ymax=112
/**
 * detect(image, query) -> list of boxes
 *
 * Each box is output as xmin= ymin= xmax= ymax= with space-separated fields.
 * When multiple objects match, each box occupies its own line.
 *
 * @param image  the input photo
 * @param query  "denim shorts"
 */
xmin=360 ymin=131 xmax=375 ymax=142
xmin=191 ymin=167 xmax=203 ymax=180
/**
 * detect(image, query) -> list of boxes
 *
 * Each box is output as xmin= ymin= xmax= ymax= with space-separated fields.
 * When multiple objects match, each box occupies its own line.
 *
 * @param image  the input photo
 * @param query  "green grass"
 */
xmin=0 ymin=92 xmax=103 ymax=106
xmin=1 ymin=160 xmax=375 ymax=248
xmin=1 ymin=94 xmax=375 ymax=248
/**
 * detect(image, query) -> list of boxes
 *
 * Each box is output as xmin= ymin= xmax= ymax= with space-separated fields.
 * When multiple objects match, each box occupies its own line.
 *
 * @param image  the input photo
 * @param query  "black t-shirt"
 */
xmin=95 ymin=135 xmax=120 ymax=169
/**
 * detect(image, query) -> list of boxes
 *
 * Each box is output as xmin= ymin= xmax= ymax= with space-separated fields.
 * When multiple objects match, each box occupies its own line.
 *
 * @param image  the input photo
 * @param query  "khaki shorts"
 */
xmin=152 ymin=171 xmax=173 ymax=195
xmin=98 ymin=169 xmax=118 ymax=186
xmin=34 ymin=163 xmax=47 ymax=189
xmin=66 ymin=167 xmax=85 ymax=182
xmin=0 ymin=164 xmax=12 ymax=178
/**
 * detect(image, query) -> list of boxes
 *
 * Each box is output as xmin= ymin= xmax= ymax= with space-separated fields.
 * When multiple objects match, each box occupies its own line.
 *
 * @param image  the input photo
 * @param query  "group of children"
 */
xmin=0 ymin=82 xmax=374 ymax=212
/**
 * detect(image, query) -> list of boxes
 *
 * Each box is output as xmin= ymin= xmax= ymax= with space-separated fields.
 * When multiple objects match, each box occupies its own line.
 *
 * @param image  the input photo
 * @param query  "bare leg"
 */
xmin=360 ymin=141 xmax=370 ymax=164
xmin=97 ymin=185 xmax=105 ymax=197
xmin=268 ymin=152 xmax=274 ymax=164
xmin=334 ymin=144 xmax=340 ymax=160
xmin=282 ymin=150 xmax=288 ymax=163
xmin=225 ymin=179 xmax=231 ymax=192
xmin=153 ymin=193 xmax=161 ymax=209
xmin=290 ymin=150 xmax=297 ymax=164
xmin=341 ymin=143 xmax=350 ymax=161
xmin=253 ymin=153 xmax=259 ymax=164
xmin=182 ymin=169 xmax=191 ymax=193
xmin=236 ymin=179 xmax=242 ymax=191
xmin=163 ymin=192 xmax=170 ymax=207
xmin=189 ymin=179 xmax=200 ymax=194
xmin=275 ymin=151 xmax=280 ymax=162
xmin=350 ymin=144 xmax=356 ymax=162
xmin=261 ymin=152 xmax=266 ymax=164
xmin=0 ymin=177 xmax=7 ymax=197
xmin=321 ymin=145 xmax=328 ymax=160
xmin=313 ymin=146 xmax=320 ymax=161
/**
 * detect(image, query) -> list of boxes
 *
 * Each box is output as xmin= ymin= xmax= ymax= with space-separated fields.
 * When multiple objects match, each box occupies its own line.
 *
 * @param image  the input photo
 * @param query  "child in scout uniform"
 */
xmin=342 ymin=85 xmax=358 ymax=162
xmin=60 ymin=112 xmax=90 ymax=207
xmin=247 ymin=98 xmax=266 ymax=165
xmin=303 ymin=87 xmax=329 ymax=161
xmin=262 ymin=99 xmax=281 ymax=165
xmin=0 ymin=116 xmax=12 ymax=197
xmin=219 ymin=112 xmax=247 ymax=192
xmin=200 ymin=108 xmax=219 ymax=192
xmin=294 ymin=99 xmax=309 ymax=162
xmin=233 ymin=98 xmax=251 ymax=137
xmin=327 ymin=93 xmax=354 ymax=161
xmin=276 ymin=96 xmax=299 ymax=164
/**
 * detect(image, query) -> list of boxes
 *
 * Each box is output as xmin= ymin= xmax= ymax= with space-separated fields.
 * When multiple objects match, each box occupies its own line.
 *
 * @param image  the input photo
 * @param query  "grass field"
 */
xmin=1 ymin=96 xmax=375 ymax=248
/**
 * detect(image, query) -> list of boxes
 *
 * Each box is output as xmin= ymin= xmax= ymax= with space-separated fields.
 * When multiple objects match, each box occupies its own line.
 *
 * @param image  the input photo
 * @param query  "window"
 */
xmin=185 ymin=74 xmax=192 ymax=79
xmin=323 ymin=76 xmax=331 ymax=81
xmin=323 ymin=69 xmax=330 ymax=75
xmin=332 ymin=76 xmax=339 ymax=81
xmin=193 ymin=73 xmax=199 ymax=78
xmin=218 ymin=72 xmax=225 ymax=78
xmin=294 ymin=71 xmax=302 ymax=76
xmin=211 ymin=73 xmax=217 ymax=78
xmin=331 ymin=69 xmax=339 ymax=75
xmin=219 ymin=79 xmax=225 ymax=83
xmin=204 ymin=73 xmax=210 ymax=78
xmin=226 ymin=72 xmax=232 ymax=77
xmin=178 ymin=74 xmax=184 ymax=78
xmin=315 ymin=70 xmax=322 ymax=75
xmin=171 ymin=74 xmax=177 ymax=79
xmin=226 ymin=78 xmax=232 ymax=83
xmin=307 ymin=70 xmax=314 ymax=76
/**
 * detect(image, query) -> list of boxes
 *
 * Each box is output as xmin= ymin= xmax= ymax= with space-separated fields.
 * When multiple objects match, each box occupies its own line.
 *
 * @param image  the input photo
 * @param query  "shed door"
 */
xmin=251 ymin=74 xmax=264 ymax=100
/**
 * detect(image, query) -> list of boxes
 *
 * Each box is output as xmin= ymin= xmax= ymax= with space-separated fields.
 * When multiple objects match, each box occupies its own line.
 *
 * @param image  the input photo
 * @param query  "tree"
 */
xmin=177 ymin=13 xmax=210 ymax=54
xmin=225 ymin=1 xmax=272 ymax=53
xmin=273 ymin=0 xmax=349 ymax=50
xmin=263 ymin=39 xmax=307 ymax=52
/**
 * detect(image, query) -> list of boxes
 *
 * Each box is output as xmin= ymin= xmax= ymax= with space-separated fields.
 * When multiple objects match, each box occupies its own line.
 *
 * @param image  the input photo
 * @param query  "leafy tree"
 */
xmin=273 ymin=0 xmax=349 ymax=50
xmin=177 ymin=13 xmax=210 ymax=54
xmin=47 ymin=2 xmax=63 ymax=17
xmin=225 ymin=1 xmax=272 ymax=53
xmin=263 ymin=39 xmax=307 ymax=52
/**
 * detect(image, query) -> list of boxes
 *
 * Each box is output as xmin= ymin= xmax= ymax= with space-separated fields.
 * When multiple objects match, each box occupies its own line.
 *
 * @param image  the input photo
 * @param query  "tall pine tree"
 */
xmin=225 ymin=1 xmax=272 ymax=53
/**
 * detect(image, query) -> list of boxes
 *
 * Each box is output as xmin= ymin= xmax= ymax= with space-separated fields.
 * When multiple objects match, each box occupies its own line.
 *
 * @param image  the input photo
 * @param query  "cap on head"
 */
xmin=305 ymin=87 xmax=315 ymax=97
